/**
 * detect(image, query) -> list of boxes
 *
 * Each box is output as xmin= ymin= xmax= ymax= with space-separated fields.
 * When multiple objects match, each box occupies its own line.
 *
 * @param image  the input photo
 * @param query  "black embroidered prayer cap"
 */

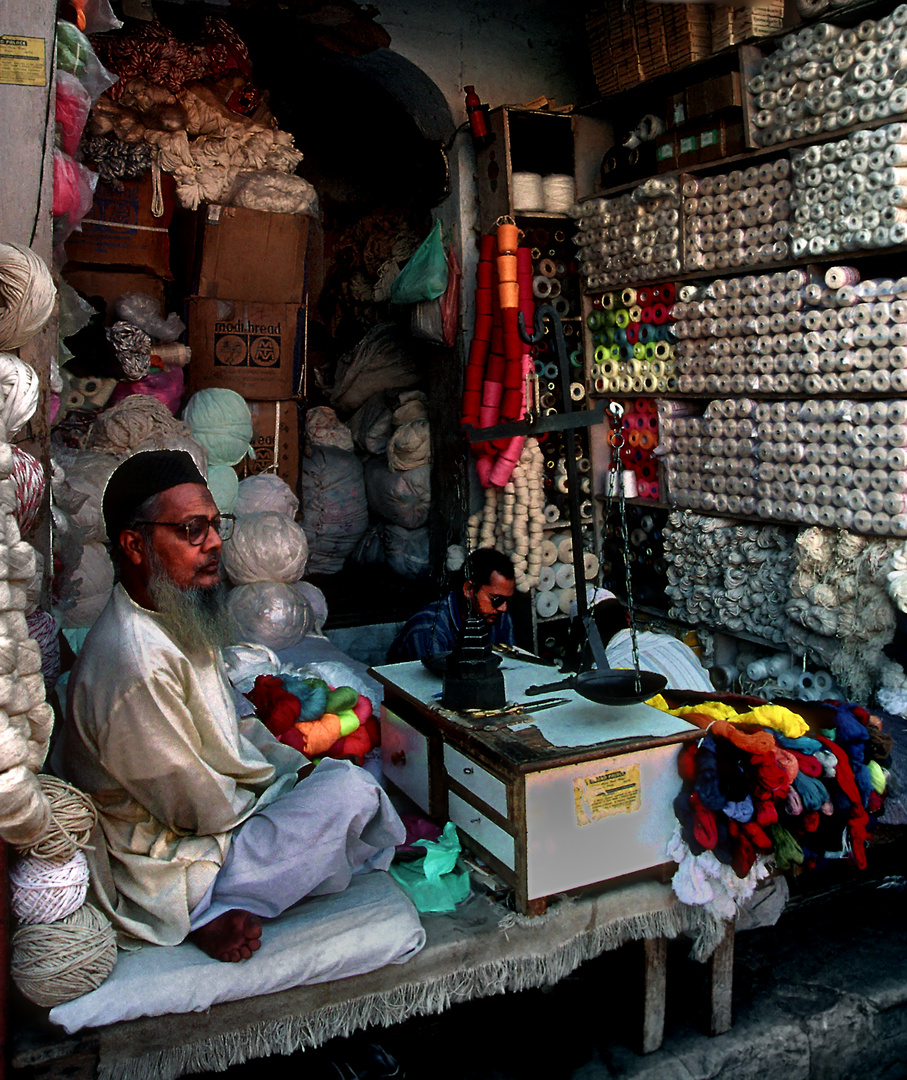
xmin=103 ymin=449 xmax=206 ymax=544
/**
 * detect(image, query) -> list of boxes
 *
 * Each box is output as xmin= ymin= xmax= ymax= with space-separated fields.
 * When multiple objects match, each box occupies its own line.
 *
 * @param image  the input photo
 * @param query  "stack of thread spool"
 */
xmin=671 ymin=266 xmax=907 ymax=397
xmin=570 ymin=175 xmax=682 ymax=290
xmin=540 ymin=433 xmax=594 ymax=526
xmin=790 ymin=122 xmax=907 ymax=257
xmin=660 ymin=395 xmax=907 ymax=536
xmin=588 ymin=284 xmax=677 ymax=394
xmin=616 ymin=398 xmax=660 ymax=501
xmin=534 ymin=532 xmax=600 ymax=619
xmin=682 ymin=161 xmax=791 ymax=272
xmin=526 ymin=225 xmax=579 ymax=323
xmin=461 ymin=223 xmax=535 ymax=489
xmin=737 ymin=650 xmax=840 ymax=701
xmin=662 ymin=511 xmax=796 ymax=642
xmin=748 ymin=12 xmax=907 ymax=147
xmin=600 ymin=506 xmax=669 ymax=609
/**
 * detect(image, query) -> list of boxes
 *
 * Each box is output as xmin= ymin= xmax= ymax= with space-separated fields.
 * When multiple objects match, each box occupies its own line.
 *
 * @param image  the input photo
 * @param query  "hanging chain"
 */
xmin=607 ymin=402 xmax=642 ymax=693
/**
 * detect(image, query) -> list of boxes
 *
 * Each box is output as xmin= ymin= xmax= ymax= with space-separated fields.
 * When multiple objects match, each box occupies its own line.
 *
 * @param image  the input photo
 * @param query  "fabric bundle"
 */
xmin=302 ymin=447 xmax=368 ymax=575
xmin=221 ymin=512 xmax=308 ymax=586
xmin=235 ymin=473 xmax=298 ymax=519
xmin=662 ymin=694 xmax=891 ymax=922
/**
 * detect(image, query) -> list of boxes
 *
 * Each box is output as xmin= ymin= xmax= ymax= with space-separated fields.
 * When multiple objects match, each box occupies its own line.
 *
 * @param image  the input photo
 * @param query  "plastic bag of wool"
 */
xmin=302 ymin=447 xmax=368 ymax=575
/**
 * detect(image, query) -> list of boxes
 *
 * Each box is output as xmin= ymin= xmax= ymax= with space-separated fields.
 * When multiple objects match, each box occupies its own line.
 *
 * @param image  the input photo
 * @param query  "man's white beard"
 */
xmin=146 ymin=550 xmax=235 ymax=651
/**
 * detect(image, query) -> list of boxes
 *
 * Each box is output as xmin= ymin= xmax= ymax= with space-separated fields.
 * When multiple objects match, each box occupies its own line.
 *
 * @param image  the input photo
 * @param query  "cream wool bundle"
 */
xmin=468 ymin=438 xmax=546 ymax=593
xmin=0 ymin=244 xmax=56 ymax=352
xmin=10 ymin=849 xmax=89 ymax=925
xmin=88 ymin=395 xmax=195 ymax=457
xmin=222 ymin=512 xmax=309 ymax=586
xmin=786 ymin=526 xmax=900 ymax=702
xmin=387 ymin=418 xmax=430 ymax=473
xmin=304 ymin=406 xmax=354 ymax=455
xmin=0 ymin=355 xmax=41 ymax=440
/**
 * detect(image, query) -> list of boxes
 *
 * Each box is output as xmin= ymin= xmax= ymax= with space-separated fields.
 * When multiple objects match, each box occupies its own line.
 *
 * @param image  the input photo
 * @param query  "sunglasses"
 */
xmin=135 ymin=513 xmax=235 ymax=546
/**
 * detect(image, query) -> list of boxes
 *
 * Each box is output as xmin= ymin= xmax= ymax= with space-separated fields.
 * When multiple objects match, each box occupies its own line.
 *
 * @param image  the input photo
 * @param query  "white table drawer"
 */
xmin=381 ymin=707 xmax=430 ymax=814
xmin=444 ymin=743 xmax=508 ymax=818
xmin=449 ymin=791 xmax=515 ymax=870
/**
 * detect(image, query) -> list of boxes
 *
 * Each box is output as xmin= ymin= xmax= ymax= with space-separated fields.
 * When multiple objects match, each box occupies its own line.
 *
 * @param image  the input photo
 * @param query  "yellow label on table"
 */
xmin=574 ymin=764 xmax=641 ymax=825
xmin=0 ymin=36 xmax=46 ymax=86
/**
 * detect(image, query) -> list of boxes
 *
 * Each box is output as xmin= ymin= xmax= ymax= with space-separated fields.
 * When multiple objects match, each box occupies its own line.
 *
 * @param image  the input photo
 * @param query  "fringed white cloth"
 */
xmin=51 ymin=874 xmax=723 ymax=1080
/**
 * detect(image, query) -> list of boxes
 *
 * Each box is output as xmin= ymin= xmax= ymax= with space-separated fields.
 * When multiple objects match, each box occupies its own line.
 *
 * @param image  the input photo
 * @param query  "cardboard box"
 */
xmin=61 ymin=266 xmax=166 ymax=321
xmin=236 ymin=399 xmax=300 ymax=493
xmin=666 ymin=89 xmax=686 ymax=128
xmin=655 ymin=132 xmax=676 ymax=173
xmin=677 ymin=130 xmax=700 ymax=168
xmin=186 ymin=297 xmax=303 ymax=398
xmin=64 ymin=173 xmax=175 ymax=278
xmin=186 ymin=205 xmax=309 ymax=304
xmin=686 ymin=74 xmax=742 ymax=121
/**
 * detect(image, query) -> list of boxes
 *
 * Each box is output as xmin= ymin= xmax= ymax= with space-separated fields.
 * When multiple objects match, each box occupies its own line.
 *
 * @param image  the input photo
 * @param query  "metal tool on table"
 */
xmin=461 ymin=696 xmax=570 ymax=720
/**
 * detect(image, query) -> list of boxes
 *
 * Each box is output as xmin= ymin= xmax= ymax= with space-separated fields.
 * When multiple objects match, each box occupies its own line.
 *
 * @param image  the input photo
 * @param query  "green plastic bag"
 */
xmin=390 ymin=220 xmax=449 ymax=306
xmin=389 ymin=822 xmax=471 ymax=913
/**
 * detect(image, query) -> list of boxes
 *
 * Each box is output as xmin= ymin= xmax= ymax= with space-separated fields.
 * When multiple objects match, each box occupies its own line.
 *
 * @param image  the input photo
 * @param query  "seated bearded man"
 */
xmin=57 ymin=450 xmax=405 ymax=962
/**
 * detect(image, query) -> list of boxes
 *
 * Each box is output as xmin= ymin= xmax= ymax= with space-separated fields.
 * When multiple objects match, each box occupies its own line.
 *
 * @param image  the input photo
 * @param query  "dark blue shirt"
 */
xmin=387 ymin=589 xmax=515 ymax=662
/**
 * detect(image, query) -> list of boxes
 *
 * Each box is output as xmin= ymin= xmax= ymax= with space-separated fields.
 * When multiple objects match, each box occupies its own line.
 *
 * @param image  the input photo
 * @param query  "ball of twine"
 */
xmin=10 ymin=848 xmax=89 ymax=924
xmin=0 ymin=243 xmax=56 ymax=351
xmin=0 ymin=354 xmax=40 ymax=440
xmin=16 ymin=775 xmax=97 ymax=861
xmin=10 ymin=447 xmax=45 ymax=535
xmin=11 ymin=902 xmax=117 ymax=1008
xmin=106 ymin=320 xmax=151 ymax=381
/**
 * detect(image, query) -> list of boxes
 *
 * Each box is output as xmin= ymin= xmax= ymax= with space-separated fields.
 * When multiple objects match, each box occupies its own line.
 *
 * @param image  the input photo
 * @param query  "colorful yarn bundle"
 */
xmin=617 ymin=398 xmax=660 ymax=501
xmin=588 ymin=284 xmax=677 ymax=395
xmin=10 ymin=447 xmax=46 ymax=536
xmin=666 ymin=696 xmax=890 ymax=916
xmin=461 ymin=223 xmax=534 ymax=488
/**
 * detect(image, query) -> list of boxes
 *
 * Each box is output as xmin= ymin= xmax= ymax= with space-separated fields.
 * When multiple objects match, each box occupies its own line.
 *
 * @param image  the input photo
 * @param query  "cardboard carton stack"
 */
xmin=711 ymin=2 xmax=784 ymax=51
xmin=586 ymin=0 xmax=715 ymax=96
xmin=183 ymin=205 xmax=309 ymax=492
xmin=63 ymin=171 xmax=177 ymax=314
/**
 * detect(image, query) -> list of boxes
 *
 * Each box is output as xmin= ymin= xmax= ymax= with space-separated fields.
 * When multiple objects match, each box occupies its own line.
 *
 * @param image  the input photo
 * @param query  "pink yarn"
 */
xmin=108 ymin=366 xmax=184 ymax=416
xmin=55 ymin=72 xmax=91 ymax=157
xmin=11 ymin=447 xmax=46 ymax=535
xmin=26 ymin=610 xmax=61 ymax=689
xmin=53 ymin=150 xmax=96 ymax=232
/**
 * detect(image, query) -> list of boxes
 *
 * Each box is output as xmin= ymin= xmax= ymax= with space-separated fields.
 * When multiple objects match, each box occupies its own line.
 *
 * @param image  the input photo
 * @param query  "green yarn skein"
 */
xmin=183 ymin=388 xmax=254 ymax=467
xmin=768 ymin=824 xmax=804 ymax=870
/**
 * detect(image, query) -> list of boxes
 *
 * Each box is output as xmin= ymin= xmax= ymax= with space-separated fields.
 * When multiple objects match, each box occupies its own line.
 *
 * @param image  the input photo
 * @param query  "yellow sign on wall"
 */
xmin=0 ymin=36 xmax=46 ymax=87
xmin=574 ymin=764 xmax=642 ymax=825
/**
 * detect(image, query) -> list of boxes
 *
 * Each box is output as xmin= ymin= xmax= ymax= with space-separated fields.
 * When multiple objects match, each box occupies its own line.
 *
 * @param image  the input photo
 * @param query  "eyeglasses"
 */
xmin=135 ymin=513 xmax=235 ymax=546
xmin=481 ymin=590 xmax=510 ymax=609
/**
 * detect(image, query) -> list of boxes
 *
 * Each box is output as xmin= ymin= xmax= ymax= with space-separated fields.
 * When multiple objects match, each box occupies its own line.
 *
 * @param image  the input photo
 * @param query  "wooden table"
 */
xmin=372 ymin=658 xmax=701 ymax=917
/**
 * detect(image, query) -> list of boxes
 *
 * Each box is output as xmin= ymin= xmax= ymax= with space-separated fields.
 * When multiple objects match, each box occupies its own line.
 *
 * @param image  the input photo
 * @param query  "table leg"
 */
xmin=641 ymin=936 xmax=667 ymax=1054
xmin=708 ymin=922 xmax=735 ymax=1036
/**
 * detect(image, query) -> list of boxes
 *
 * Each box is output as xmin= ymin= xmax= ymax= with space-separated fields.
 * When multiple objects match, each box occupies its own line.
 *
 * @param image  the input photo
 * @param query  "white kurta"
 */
xmin=62 ymin=584 xmax=304 ymax=946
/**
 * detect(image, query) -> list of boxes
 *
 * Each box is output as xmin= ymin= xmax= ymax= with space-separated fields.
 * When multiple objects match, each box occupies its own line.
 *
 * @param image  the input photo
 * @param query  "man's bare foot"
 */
xmin=189 ymin=909 xmax=262 ymax=962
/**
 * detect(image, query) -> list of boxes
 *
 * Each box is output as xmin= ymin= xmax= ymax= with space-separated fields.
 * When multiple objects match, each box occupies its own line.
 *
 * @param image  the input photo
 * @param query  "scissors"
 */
xmin=461 ymin=697 xmax=570 ymax=720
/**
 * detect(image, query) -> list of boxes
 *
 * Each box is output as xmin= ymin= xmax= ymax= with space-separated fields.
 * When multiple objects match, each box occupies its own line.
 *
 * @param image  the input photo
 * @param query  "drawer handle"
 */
xmin=391 ymin=750 xmax=407 ymax=767
xmin=463 ymin=767 xmax=474 ymax=775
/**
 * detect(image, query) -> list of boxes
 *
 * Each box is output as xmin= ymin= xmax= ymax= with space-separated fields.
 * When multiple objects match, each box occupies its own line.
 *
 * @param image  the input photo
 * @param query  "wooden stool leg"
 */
xmin=708 ymin=922 xmax=735 ymax=1036
xmin=641 ymin=936 xmax=667 ymax=1054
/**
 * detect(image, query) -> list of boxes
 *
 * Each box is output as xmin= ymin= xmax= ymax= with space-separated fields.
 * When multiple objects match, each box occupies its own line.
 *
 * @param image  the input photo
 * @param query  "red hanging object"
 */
xmin=464 ymin=85 xmax=491 ymax=146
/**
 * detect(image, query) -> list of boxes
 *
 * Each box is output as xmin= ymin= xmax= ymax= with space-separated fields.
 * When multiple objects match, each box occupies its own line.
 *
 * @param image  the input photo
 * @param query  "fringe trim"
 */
xmin=98 ymin=904 xmax=725 ymax=1080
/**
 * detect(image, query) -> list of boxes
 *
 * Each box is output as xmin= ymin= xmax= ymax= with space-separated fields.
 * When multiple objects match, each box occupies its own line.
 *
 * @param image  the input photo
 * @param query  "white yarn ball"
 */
xmin=235 ymin=473 xmax=299 ymax=518
xmin=10 ymin=849 xmax=89 ymax=925
xmin=0 ymin=243 xmax=56 ymax=351
xmin=0 ymin=354 xmax=40 ymax=439
xmin=222 ymin=512 xmax=309 ymax=586
xmin=226 ymin=581 xmax=313 ymax=651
